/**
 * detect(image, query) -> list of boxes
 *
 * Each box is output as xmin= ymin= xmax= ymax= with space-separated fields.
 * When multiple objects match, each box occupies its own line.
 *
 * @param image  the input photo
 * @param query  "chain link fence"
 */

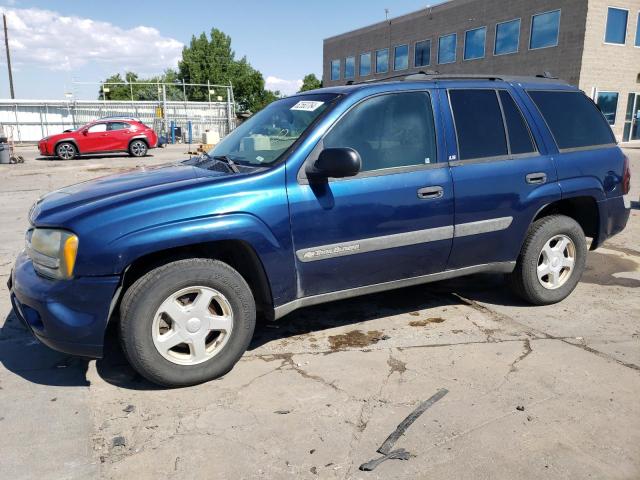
xmin=0 ymin=99 xmax=236 ymax=143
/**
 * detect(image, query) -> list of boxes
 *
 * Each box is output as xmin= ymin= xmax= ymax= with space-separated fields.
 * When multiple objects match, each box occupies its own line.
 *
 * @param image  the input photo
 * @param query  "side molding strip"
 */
xmin=296 ymin=216 xmax=513 ymax=262
xmin=296 ymin=225 xmax=454 ymax=262
xmin=274 ymin=261 xmax=516 ymax=319
xmin=454 ymin=216 xmax=513 ymax=238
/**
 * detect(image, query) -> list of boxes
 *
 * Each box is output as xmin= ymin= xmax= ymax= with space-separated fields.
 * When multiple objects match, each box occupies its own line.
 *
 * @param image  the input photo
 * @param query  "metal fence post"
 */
xmin=171 ymin=120 xmax=175 ymax=144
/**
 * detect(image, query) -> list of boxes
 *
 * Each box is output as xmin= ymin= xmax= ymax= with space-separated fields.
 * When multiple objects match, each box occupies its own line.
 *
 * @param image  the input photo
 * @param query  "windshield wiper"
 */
xmin=212 ymin=154 xmax=240 ymax=173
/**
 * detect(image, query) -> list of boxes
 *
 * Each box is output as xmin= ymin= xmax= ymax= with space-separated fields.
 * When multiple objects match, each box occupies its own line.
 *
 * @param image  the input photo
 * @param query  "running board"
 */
xmin=273 ymin=261 xmax=516 ymax=320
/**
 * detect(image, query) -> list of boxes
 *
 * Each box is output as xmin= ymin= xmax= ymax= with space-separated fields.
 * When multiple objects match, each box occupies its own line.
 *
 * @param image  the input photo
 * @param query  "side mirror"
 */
xmin=82 ymin=129 xmax=88 ymax=135
xmin=307 ymin=148 xmax=361 ymax=180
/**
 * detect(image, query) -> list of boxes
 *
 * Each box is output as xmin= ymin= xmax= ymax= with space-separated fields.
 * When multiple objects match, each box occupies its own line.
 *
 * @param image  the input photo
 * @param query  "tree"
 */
xmin=299 ymin=74 xmax=322 ymax=92
xmin=99 ymin=70 xmax=183 ymax=101
xmin=100 ymin=28 xmax=280 ymax=111
xmin=178 ymin=28 xmax=277 ymax=112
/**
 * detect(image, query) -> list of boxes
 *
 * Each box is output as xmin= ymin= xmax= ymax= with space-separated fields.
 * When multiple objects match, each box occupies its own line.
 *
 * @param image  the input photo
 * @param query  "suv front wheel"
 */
xmin=56 ymin=142 xmax=77 ymax=160
xmin=507 ymin=215 xmax=587 ymax=305
xmin=119 ymin=259 xmax=256 ymax=387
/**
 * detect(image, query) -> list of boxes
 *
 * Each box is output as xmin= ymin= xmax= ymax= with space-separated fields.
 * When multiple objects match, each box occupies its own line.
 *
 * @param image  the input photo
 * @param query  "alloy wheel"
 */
xmin=57 ymin=144 xmax=75 ymax=160
xmin=151 ymin=286 xmax=234 ymax=365
xmin=536 ymin=234 xmax=576 ymax=290
xmin=131 ymin=141 xmax=147 ymax=156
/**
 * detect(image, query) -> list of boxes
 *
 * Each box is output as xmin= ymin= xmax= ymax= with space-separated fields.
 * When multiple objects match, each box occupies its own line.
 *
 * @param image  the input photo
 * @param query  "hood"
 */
xmin=31 ymin=163 xmax=229 ymax=226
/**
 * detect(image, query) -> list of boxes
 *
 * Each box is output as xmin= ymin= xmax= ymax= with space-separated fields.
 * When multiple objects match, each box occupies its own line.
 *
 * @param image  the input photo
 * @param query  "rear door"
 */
xmin=106 ymin=121 xmax=133 ymax=150
xmin=287 ymin=90 xmax=454 ymax=297
xmin=444 ymin=87 xmax=561 ymax=269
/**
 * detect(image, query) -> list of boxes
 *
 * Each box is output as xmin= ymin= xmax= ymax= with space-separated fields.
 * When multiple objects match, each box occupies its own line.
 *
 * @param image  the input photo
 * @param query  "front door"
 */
xmin=443 ymin=87 xmax=560 ymax=270
xmin=623 ymin=93 xmax=640 ymax=142
xmin=287 ymin=90 xmax=454 ymax=298
xmin=77 ymin=123 xmax=115 ymax=153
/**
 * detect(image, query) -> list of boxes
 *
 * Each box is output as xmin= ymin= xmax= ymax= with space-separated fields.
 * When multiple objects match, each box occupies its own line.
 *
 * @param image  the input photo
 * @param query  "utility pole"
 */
xmin=3 ymin=13 xmax=15 ymax=99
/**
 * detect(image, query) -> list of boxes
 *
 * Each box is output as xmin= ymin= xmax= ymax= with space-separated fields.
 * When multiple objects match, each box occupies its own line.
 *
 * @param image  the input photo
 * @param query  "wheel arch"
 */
xmin=54 ymin=138 xmax=80 ymax=155
xmin=532 ymin=195 xmax=600 ymax=250
xmin=112 ymin=239 xmax=274 ymax=326
xmin=129 ymin=136 xmax=149 ymax=149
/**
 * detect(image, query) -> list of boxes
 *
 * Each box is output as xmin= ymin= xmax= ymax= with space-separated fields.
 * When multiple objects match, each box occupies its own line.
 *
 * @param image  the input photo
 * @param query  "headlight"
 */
xmin=26 ymin=228 xmax=79 ymax=279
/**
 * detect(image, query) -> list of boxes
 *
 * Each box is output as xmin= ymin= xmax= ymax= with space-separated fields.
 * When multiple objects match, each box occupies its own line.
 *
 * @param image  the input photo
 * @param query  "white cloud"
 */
xmin=0 ymin=7 xmax=183 ymax=73
xmin=265 ymin=76 xmax=302 ymax=96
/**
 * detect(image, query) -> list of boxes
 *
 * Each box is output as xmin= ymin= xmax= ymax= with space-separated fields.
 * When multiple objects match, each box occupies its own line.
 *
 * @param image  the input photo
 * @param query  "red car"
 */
xmin=38 ymin=117 xmax=158 ymax=160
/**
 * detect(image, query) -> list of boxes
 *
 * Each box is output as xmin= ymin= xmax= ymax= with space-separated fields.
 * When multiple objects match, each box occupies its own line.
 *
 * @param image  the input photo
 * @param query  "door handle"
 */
xmin=526 ymin=172 xmax=547 ymax=185
xmin=417 ymin=186 xmax=444 ymax=199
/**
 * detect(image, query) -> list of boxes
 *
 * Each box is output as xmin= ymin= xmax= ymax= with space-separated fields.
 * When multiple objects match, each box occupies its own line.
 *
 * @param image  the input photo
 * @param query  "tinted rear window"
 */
xmin=449 ymin=89 xmax=507 ymax=160
xmin=499 ymin=90 xmax=536 ymax=155
xmin=528 ymin=91 xmax=615 ymax=150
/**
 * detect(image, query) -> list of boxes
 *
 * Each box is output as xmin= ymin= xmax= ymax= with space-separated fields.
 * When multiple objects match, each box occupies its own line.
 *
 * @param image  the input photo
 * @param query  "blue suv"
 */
xmin=9 ymin=75 xmax=631 ymax=386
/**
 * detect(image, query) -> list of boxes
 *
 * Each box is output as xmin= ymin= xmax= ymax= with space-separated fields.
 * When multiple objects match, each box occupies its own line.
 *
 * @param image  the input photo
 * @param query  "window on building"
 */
xmin=394 ymin=45 xmax=409 ymax=71
xmin=438 ymin=33 xmax=457 ymax=64
xmin=495 ymin=19 xmax=521 ymax=55
xmin=636 ymin=12 xmax=640 ymax=46
xmin=376 ymin=48 xmax=389 ymax=74
xmin=605 ymin=7 xmax=628 ymax=44
xmin=530 ymin=10 xmax=561 ymax=49
xmin=464 ymin=27 xmax=486 ymax=60
xmin=331 ymin=59 xmax=340 ymax=81
xmin=345 ymin=56 xmax=355 ymax=79
xmin=360 ymin=52 xmax=372 ymax=76
xmin=449 ymin=90 xmax=507 ymax=160
xmin=414 ymin=39 xmax=431 ymax=67
xmin=323 ymin=92 xmax=437 ymax=172
xmin=596 ymin=92 xmax=619 ymax=125
xmin=528 ymin=91 xmax=615 ymax=150
xmin=498 ymin=91 xmax=536 ymax=155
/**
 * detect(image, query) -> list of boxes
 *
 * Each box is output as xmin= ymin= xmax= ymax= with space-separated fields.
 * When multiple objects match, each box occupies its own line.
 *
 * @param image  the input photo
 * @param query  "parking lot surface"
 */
xmin=1 ymin=145 xmax=639 ymax=479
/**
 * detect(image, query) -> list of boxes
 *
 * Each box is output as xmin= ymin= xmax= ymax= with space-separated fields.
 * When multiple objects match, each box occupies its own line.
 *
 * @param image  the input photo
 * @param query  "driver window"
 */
xmin=87 ymin=123 xmax=107 ymax=133
xmin=323 ymin=92 xmax=437 ymax=172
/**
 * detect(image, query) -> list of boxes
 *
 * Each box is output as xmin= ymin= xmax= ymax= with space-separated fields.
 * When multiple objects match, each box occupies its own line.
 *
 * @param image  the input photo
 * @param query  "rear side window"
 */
xmin=449 ymin=89 xmax=507 ymax=160
xmin=323 ymin=92 xmax=437 ymax=172
xmin=498 ymin=91 xmax=536 ymax=155
xmin=528 ymin=91 xmax=615 ymax=150
xmin=107 ymin=122 xmax=130 ymax=131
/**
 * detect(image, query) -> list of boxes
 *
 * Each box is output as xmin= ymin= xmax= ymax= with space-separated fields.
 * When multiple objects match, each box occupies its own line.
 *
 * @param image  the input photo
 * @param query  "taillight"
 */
xmin=622 ymin=154 xmax=631 ymax=195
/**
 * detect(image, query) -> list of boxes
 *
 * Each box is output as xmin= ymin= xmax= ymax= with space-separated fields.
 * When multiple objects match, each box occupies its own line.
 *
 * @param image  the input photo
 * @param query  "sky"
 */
xmin=0 ymin=0 xmax=446 ymax=100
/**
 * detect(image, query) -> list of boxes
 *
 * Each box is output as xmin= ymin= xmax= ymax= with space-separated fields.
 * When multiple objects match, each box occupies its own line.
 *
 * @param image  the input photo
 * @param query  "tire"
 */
xmin=507 ymin=215 xmax=587 ymax=305
xmin=56 ymin=142 xmax=76 ymax=160
xmin=119 ymin=259 xmax=256 ymax=387
xmin=129 ymin=139 xmax=148 ymax=157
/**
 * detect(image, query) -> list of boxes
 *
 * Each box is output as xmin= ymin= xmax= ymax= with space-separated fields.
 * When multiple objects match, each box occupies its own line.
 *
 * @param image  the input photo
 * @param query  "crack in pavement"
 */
xmin=258 ymin=352 xmax=343 ymax=393
xmin=451 ymin=292 xmax=640 ymax=373
xmin=509 ymin=338 xmax=533 ymax=373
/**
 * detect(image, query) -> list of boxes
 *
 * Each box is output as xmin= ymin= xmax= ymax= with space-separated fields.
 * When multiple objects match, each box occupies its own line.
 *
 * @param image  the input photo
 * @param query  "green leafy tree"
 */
xmin=299 ymin=74 xmax=322 ymax=92
xmin=99 ymin=70 xmax=183 ymax=101
xmin=100 ymin=28 xmax=280 ymax=111
xmin=178 ymin=28 xmax=277 ymax=111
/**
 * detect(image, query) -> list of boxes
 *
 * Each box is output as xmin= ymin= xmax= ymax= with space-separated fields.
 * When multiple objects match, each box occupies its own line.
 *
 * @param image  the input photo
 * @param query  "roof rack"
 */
xmin=97 ymin=115 xmax=141 ymax=122
xmin=344 ymin=71 xmax=565 ymax=86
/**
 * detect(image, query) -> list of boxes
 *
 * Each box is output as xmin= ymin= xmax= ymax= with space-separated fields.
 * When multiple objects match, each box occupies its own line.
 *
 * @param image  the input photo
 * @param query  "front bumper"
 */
xmin=38 ymin=141 xmax=50 ymax=156
xmin=8 ymin=250 xmax=120 ymax=357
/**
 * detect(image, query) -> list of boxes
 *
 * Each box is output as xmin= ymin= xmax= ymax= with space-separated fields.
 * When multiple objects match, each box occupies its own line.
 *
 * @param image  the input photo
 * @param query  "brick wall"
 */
xmin=579 ymin=0 xmax=640 ymax=141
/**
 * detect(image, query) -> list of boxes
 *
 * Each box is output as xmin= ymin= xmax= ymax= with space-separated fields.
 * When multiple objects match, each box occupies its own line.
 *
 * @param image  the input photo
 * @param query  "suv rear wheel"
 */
xmin=56 ymin=142 xmax=76 ymax=160
xmin=129 ymin=139 xmax=147 ymax=157
xmin=119 ymin=259 xmax=256 ymax=387
xmin=507 ymin=215 xmax=587 ymax=305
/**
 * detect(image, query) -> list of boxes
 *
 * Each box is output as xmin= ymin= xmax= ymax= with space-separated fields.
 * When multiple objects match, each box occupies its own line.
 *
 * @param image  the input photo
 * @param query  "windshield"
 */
xmin=209 ymin=93 xmax=339 ymax=166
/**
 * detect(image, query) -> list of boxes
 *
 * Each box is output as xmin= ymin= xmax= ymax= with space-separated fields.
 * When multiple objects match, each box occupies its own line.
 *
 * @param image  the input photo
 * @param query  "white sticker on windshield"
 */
xmin=290 ymin=101 xmax=324 ymax=112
